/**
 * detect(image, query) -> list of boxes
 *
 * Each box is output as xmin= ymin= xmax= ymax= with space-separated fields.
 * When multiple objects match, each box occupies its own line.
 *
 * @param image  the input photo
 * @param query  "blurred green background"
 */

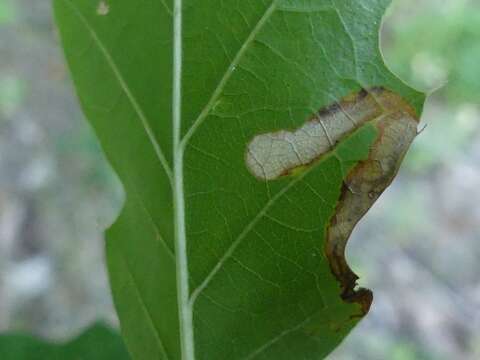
xmin=0 ymin=0 xmax=479 ymax=359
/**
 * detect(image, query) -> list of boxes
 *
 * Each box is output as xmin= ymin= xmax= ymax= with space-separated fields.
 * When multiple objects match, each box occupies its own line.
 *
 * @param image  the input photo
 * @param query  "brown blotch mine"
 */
xmin=325 ymin=88 xmax=419 ymax=316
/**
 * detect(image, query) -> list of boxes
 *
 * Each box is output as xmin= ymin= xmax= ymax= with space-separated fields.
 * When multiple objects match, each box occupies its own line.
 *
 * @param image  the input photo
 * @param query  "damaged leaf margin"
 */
xmin=326 ymin=89 xmax=419 ymax=315
xmin=246 ymin=87 xmax=419 ymax=315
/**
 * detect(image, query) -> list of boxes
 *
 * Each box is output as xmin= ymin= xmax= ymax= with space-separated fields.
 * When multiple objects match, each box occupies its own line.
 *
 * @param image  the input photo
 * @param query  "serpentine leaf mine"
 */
xmin=246 ymin=88 xmax=419 ymax=312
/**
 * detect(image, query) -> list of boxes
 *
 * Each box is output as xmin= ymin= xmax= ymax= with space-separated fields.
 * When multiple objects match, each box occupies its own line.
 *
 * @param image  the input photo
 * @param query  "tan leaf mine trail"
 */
xmin=245 ymin=88 xmax=419 ymax=314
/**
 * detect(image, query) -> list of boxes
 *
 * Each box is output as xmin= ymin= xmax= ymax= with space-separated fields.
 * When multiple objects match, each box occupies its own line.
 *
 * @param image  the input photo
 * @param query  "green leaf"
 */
xmin=0 ymin=323 xmax=130 ymax=359
xmin=53 ymin=0 xmax=425 ymax=359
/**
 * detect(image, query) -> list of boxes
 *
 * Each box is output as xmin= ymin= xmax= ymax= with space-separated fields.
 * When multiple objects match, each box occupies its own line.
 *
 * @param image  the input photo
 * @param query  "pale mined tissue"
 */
xmin=97 ymin=1 xmax=110 ymax=15
xmin=245 ymin=88 xmax=411 ymax=180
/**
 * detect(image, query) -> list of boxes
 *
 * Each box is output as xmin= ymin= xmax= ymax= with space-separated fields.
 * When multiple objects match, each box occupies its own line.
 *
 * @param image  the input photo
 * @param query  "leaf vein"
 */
xmin=130 ymin=181 xmax=175 ymax=259
xmin=120 ymin=252 xmax=171 ymax=360
xmin=243 ymin=313 xmax=316 ymax=359
xmin=61 ymin=0 xmax=173 ymax=185
xmin=181 ymin=0 xmax=279 ymax=147
xmin=189 ymin=167 xmax=313 ymax=305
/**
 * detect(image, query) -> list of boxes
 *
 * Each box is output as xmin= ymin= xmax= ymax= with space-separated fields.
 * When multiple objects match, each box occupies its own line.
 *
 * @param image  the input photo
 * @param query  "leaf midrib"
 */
xmin=171 ymin=0 xmax=196 ymax=358
xmin=174 ymin=1 xmax=280 ymax=359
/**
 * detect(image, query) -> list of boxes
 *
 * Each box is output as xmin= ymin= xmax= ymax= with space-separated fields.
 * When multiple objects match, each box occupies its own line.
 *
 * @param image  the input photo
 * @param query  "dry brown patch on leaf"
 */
xmin=245 ymin=89 xmax=387 ymax=180
xmin=325 ymin=88 xmax=419 ymax=315
xmin=245 ymin=87 xmax=417 ymax=181
xmin=244 ymin=87 xmax=419 ymax=315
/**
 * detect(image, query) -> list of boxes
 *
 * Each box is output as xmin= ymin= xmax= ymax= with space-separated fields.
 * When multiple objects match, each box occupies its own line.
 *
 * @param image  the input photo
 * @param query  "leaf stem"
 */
xmin=172 ymin=0 xmax=195 ymax=359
